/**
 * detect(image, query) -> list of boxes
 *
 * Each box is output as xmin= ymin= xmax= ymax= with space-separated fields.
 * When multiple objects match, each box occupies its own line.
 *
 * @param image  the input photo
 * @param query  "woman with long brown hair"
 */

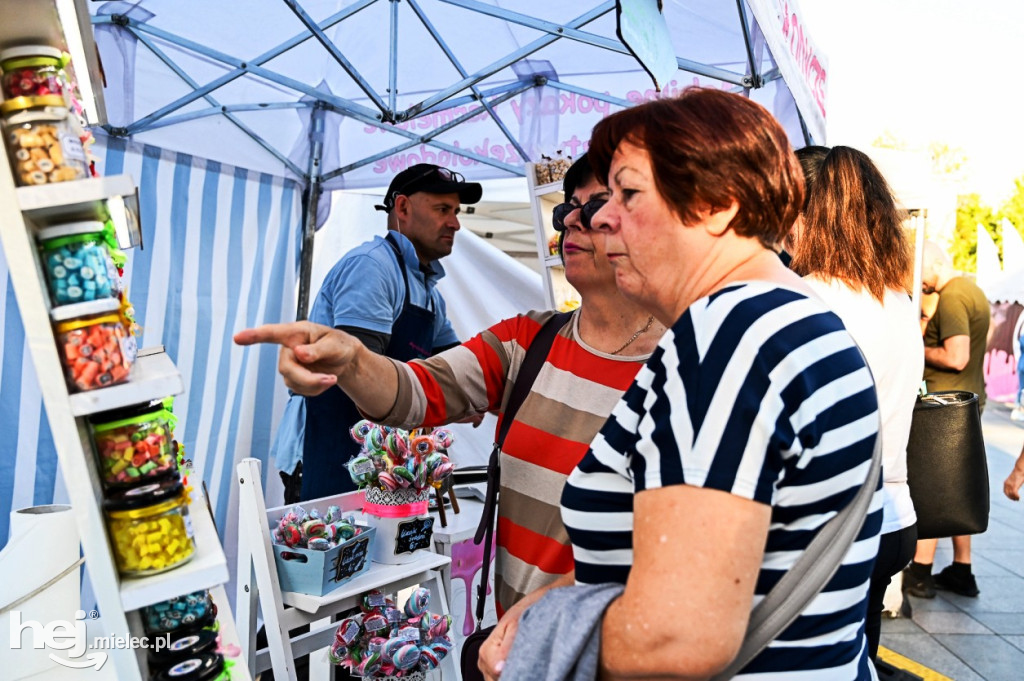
xmin=791 ymin=145 xmax=922 ymax=662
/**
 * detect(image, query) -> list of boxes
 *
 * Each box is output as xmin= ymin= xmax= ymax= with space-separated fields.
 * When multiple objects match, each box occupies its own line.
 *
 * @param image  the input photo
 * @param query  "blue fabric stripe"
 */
xmin=102 ymin=135 xmax=127 ymax=176
xmin=217 ymin=173 xmax=274 ymax=523
xmin=201 ymin=167 xmax=249 ymax=488
xmin=182 ymin=162 xmax=222 ymax=457
xmin=33 ymin=408 xmax=57 ymax=506
xmin=131 ymin=146 xmax=163 ymax=331
xmin=0 ymin=278 xmax=25 ymax=546
xmin=162 ymin=153 xmax=192 ymax=364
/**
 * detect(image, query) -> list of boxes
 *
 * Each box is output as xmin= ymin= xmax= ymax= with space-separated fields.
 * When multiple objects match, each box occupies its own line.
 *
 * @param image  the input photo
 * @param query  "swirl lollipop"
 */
xmin=392 ymin=643 xmax=421 ymax=670
xmin=403 ymin=587 xmax=430 ymax=619
xmin=410 ymin=435 xmax=435 ymax=459
xmin=432 ymin=428 xmax=455 ymax=449
xmin=349 ymin=419 xmax=374 ymax=444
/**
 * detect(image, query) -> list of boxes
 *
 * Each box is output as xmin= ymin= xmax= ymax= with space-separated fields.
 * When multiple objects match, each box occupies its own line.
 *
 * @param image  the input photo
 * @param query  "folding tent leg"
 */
xmin=238 ymin=457 xmax=300 ymax=681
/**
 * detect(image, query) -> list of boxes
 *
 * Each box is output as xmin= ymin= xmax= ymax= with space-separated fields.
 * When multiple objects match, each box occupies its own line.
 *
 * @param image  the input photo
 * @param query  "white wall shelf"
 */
xmin=0 ymin=4 xmax=249 ymax=680
xmin=527 ymin=162 xmax=581 ymax=311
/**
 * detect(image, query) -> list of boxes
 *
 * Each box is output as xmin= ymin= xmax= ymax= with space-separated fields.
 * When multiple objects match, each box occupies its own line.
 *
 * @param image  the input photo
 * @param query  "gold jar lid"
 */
xmin=0 ymin=94 xmax=66 ymax=116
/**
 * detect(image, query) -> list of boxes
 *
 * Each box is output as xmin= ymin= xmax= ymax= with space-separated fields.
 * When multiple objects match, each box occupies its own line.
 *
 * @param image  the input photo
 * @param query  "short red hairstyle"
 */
xmin=587 ymin=88 xmax=804 ymax=248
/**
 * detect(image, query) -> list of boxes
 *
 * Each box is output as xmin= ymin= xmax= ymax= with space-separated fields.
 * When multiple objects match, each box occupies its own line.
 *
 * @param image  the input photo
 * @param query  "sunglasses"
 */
xmin=552 ymin=198 xmax=607 ymax=232
xmin=393 ymin=167 xmax=466 ymax=198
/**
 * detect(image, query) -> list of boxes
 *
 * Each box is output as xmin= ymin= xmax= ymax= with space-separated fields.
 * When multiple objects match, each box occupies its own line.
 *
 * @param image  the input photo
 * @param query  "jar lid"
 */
xmin=0 ymin=94 xmax=66 ymax=115
xmin=54 ymin=312 xmax=122 ymax=334
xmin=0 ymin=45 xmax=62 ymax=62
xmin=89 ymin=398 xmax=167 ymax=429
xmin=148 ymin=629 xmax=218 ymax=668
xmin=103 ymin=478 xmax=184 ymax=512
xmin=151 ymin=652 xmax=225 ymax=681
xmin=38 ymin=220 xmax=107 ymax=243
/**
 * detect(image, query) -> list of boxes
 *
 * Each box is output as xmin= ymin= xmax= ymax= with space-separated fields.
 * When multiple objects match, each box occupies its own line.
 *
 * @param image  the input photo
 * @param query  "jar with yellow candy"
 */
xmin=104 ymin=479 xmax=196 ymax=577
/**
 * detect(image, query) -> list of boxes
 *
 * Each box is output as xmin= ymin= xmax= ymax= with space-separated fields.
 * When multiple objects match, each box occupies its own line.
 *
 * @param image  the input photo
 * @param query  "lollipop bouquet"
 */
xmin=330 ymin=588 xmax=454 ymax=679
xmin=346 ymin=420 xmax=455 ymax=502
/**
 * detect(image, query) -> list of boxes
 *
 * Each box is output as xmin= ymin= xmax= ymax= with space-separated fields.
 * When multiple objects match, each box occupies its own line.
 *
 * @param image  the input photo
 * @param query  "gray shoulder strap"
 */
xmin=710 ymin=417 xmax=883 ymax=679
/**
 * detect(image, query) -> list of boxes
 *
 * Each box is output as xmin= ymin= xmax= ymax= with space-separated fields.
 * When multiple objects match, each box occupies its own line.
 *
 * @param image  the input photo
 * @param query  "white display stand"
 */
xmin=0 ymin=2 xmax=251 ymax=679
xmin=234 ymin=458 xmax=461 ymax=681
xmin=428 ymin=496 xmax=498 ymax=645
xmin=526 ymin=162 xmax=579 ymax=311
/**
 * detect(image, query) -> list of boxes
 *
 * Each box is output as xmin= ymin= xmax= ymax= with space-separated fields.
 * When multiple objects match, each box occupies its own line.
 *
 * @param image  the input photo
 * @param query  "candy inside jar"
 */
xmin=141 ymin=589 xmax=216 ymax=637
xmin=90 ymin=400 xmax=178 ymax=488
xmin=1 ymin=95 xmax=88 ymax=186
xmin=37 ymin=221 xmax=121 ymax=307
xmin=0 ymin=45 xmax=66 ymax=100
xmin=104 ymin=479 xmax=196 ymax=577
xmin=54 ymin=305 xmax=135 ymax=392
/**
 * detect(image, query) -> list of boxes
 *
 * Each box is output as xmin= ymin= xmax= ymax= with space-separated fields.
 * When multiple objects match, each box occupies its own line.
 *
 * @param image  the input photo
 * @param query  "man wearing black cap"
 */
xmin=289 ymin=163 xmax=482 ymax=501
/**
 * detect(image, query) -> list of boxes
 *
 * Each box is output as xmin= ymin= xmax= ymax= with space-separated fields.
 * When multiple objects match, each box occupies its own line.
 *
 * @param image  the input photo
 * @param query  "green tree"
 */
xmin=954 ymin=193 xmax=998 ymax=272
xmin=998 ymin=176 xmax=1024 ymax=240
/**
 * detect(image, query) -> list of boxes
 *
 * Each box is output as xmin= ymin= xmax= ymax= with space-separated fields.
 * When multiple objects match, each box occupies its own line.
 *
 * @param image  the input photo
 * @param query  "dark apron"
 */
xmin=301 ymin=233 xmax=437 ymax=501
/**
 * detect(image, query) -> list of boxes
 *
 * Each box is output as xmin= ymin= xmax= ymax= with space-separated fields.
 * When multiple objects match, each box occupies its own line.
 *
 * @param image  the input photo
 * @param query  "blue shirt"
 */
xmin=274 ymin=232 xmax=457 ymax=474
xmin=562 ymin=282 xmax=882 ymax=680
xmin=308 ymin=231 xmax=458 ymax=344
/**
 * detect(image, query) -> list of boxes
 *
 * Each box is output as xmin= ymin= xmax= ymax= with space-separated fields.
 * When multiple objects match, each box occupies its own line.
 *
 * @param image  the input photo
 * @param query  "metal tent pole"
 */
xmin=296 ymin=102 xmax=326 ymax=321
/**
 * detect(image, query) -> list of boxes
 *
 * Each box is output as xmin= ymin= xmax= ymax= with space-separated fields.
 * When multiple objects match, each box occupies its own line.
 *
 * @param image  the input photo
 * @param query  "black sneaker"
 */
xmin=934 ymin=565 xmax=980 ymax=597
xmin=902 ymin=567 xmax=936 ymax=598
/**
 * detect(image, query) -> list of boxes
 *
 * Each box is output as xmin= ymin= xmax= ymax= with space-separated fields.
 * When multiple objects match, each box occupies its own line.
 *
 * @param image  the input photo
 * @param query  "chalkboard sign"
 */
xmin=331 ymin=535 xmax=370 ymax=583
xmin=395 ymin=517 xmax=434 ymax=555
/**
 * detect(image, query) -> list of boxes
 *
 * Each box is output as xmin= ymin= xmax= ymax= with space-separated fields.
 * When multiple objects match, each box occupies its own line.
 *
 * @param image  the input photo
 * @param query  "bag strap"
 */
xmin=710 ymin=400 xmax=883 ymax=679
xmin=472 ymin=311 xmax=571 ymax=629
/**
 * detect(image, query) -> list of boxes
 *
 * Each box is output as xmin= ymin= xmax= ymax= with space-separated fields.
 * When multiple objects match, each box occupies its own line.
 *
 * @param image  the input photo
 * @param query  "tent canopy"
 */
xmin=92 ymin=0 xmax=827 ymax=188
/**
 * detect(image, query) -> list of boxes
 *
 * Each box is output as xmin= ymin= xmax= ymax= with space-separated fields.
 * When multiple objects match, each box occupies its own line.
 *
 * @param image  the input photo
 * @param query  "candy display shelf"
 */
xmin=119 ymin=500 xmax=230 ymax=612
xmin=527 ymin=162 xmax=580 ymax=311
xmin=0 ymin=3 xmax=249 ymax=679
xmin=18 ymin=174 xmax=143 ymax=248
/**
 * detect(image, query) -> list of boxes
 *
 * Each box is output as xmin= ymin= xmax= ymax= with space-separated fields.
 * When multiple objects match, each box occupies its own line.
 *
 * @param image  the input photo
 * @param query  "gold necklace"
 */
xmin=611 ymin=315 xmax=655 ymax=355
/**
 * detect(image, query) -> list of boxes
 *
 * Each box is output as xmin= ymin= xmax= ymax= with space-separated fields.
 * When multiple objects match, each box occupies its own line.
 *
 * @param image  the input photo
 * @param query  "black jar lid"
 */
xmin=89 ymin=398 xmax=166 ymax=427
xmin=148 ymin=629 xmax=218 ymax=668
xmin=150 ymin=652 xmax=225 ymax=681
xmin=104 ymin=478 xmax=184 ymax=512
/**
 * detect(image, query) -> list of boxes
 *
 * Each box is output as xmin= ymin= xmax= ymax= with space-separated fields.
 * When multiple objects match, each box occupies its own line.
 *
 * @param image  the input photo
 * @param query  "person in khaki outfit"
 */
xmin=903 ymin=241 xmax=990 ymax=598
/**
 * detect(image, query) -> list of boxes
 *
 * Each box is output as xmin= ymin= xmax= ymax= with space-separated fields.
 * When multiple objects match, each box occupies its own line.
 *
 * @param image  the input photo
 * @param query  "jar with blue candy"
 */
xmin=142 ymin=589 xmax=216 ymax=637
xmin=37 ymin=221 xmax=122 ymax=307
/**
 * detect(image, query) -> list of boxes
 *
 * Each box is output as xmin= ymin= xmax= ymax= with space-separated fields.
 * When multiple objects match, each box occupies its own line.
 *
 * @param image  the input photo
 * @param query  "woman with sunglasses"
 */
xmin=234 ymin=154 xmax=665 ymax=642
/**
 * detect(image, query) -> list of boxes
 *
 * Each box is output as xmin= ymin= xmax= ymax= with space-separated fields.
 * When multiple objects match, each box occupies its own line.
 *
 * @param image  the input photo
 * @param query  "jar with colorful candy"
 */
xmin=0 ymin=45 xmax=65 ymax=100
xmin=38 ymin=221 xmax=122 ymax=307
xmin=142 ymin=590 xmax=216 ymax=638
xmin=2 ymin=95 xmax=88 ymax=186
xmin=55 ymin=305 xmax=135 ymax=392
xmin=90 ymin=400 xmax=178 ymax=488
xmin=104 ymin=479 xmax=196 ymax=576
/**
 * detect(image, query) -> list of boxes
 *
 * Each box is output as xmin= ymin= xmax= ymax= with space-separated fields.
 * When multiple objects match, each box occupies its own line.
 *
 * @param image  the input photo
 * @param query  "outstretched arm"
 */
xmin=234 ymin=322 xmax=399 ymax=419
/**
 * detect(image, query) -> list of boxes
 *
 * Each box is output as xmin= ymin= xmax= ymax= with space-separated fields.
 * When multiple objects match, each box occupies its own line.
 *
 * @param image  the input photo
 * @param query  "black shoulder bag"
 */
xmin=460 ymin=311 xmax=570 ymax=681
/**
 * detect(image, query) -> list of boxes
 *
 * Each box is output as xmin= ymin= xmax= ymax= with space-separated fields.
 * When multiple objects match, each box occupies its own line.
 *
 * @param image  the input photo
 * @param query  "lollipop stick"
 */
xmin=447 ymin=478 xmax=460 ymax=514
xmin=434 ymin=486 xmax=448 ymax=527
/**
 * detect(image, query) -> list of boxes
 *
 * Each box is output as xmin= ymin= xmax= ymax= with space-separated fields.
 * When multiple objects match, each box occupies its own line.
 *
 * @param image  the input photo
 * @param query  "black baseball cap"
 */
xmin=374 ymin=163 xmax=483 ymax=213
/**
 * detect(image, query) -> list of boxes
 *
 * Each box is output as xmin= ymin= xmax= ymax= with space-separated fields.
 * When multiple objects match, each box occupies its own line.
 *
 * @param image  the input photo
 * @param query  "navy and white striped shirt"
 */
xmin=561 ymin=282 xmax=882 ymax=680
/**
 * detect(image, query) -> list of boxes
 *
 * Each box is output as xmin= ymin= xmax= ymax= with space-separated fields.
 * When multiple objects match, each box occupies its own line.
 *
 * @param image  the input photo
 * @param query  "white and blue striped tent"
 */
xmin=0 ymin=134 xmax=301 ymax=559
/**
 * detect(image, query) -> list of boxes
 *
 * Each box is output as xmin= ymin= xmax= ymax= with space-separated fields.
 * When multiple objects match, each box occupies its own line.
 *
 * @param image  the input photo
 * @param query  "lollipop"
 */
xmin=357 ymin=650 xmax=382 ymax=676
xmin=381 ymin=636 xmax=405 ymax=664
xmin=349 ymin=419 xmax=374 ymax=444
xmin=328 ymin=640 xmax=348 ymax=664
xmin=403 ymin=587 xmax=430 ymax=619
xmin=377 ymin=471 xmax=400 ymax=491
xmin=420 ymin=647 xmax=441 ymax=670
xmin=335 ymin=618 xmax=361 ymax=646
xmin=432 ymin=428 xmax=455 ymax=449
xmin=410 ymin=435 xmax=435 ymax=459
xmin=392 ymin=643 xmax=421 ymax=670
xmin=427 ymin=613 xmax=451 ymax=639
